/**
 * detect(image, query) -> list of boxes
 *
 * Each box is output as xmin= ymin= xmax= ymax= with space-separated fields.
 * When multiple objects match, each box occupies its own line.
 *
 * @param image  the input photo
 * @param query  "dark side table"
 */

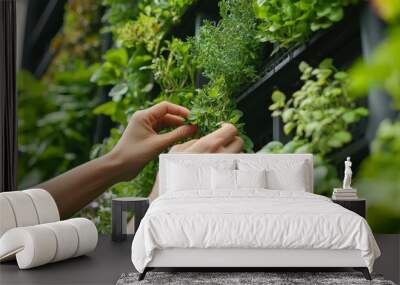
xmin=332 ymin=198 xmax=366 ymax=218
xmin=112 ymin=197 xmax=149 ymax=242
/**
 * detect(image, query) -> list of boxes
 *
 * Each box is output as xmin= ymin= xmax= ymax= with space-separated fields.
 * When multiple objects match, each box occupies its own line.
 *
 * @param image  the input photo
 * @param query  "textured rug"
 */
xmin=116 ymin=272 xmax=396 ymax=285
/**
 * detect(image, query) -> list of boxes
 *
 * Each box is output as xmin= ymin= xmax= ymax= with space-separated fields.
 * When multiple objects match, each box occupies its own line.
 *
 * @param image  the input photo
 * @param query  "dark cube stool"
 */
xmin=112 ymin=197 xmax=149 ymax=242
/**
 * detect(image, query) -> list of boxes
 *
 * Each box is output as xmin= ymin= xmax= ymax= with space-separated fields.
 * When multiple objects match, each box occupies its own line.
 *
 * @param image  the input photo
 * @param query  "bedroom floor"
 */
xmin=0 ymin=234 xmax=398 ymax=284
xmin=373 ymin=234 xmax=400 ymax=284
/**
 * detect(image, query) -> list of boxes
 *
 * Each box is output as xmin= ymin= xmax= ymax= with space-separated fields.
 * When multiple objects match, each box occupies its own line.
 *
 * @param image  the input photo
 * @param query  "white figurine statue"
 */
xmin=342 ymin=157 xmax=352 ymax=189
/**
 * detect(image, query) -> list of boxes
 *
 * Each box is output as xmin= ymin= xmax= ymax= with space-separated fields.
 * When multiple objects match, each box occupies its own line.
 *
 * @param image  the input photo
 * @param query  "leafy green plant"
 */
xmin=150 ymin=38 xmax=198 ymax=105
xmin=184 ymin=77 xmax=253 ymax=151
xmin=261 ymin=59 xmax=367 ymax=196
xmin=269 ymin=59 xmax=368 ymax=156
xmin=187 ymin=77 xmax=242 ymax=133
xmin=355 ymin=120 xmax=400 ymax=233
xmin=193 ymin=0 xmax=263 ymax=94
xmin=253 ymin=0 xmax=357 ymax=53
xmin=101 ymin=0 xmax=142 ymax=32
xmin=116 ymin=0 xmax=194 ymax=55
xmin=91 ymin=46 xmax=154 ymax=125
xmin=349 ymin=26 xmax=400 ymax=109
xmin=18 ymin=0 xmax=102 ymax=188
xmin=349 ymin=3 xmax=400 ymax=233
xmin=371 ymin=0 xmax=400 ymax=23
xmin=82 ymin=0 xmax=198 ymax=233
xmin=45 ymin=0 xmax=102 ymax=77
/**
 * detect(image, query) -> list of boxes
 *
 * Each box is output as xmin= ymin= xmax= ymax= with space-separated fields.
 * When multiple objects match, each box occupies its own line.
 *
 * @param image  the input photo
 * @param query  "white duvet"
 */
xmin=131 ymin=190 xmax=380 ymax=273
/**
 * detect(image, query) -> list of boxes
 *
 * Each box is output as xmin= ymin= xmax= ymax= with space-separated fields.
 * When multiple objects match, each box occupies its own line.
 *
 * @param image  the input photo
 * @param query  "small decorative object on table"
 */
xmin=112 ymin=197 xmax=149 ymax=242
xmin=332 ymin=157 xmax=358 ymax=200
xmin=332 ymin=157 xmax=366 ymax=218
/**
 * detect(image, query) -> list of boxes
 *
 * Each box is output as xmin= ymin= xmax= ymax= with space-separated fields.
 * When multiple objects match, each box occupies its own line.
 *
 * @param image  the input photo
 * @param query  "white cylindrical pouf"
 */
xmin=1 ymin=192 xmax=39 ymax=227
xmin=24 ymin=189 xmax=60 ymax=224
xmin=0 ymin=218 xmax=97 ymax=269
xmin=0 ymin=226 xmax=57 ymax=269
xmin=0 ymin=195 xmax=17 ymax=237
xmin=66 ymin=218 xmax=98 ymax=257
xmin=42 ymin=221 xmax=79 ymax=262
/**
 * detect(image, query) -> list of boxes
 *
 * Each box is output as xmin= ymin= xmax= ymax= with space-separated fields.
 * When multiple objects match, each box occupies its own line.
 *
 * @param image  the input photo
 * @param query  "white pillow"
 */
xmin=238 ymin=159 xmax=308 ymax=191
xmin=236 ymin=169 xmax=267 ymax=189
xmin=167 ymin=160 xmax=235 ymax=192
xmin=211 ymin=168 xmax=236 ymax=190
xmin=266 ymin=163 xmax=307 ymax=191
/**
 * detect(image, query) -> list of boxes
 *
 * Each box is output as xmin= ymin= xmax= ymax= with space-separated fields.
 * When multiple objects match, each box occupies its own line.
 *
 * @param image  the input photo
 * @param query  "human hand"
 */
xmin=107 ymin=101 xmax=197 ymax=181
xmin=148 ymin=123 xmax=243 ymax=201
xmin=169 ymin=123 xmax=244 ymax=154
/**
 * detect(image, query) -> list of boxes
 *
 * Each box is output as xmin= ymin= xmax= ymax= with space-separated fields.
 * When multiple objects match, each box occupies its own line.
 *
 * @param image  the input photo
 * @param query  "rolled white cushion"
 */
xmin=24 ymin=189 xmax=60 ymax=224
xmin=236 ymin=169 xmax=267 ymax=189
xmin=65 ymin=218 xmax=98 ymax=257
xmin=0 ymin=196 xmax=17 ymax=237
xmin=1 ymin=191 xmax=39 ymax=227
xmin=0 ymin=218 xmax=98 ymax=269
xmin=42 ymin=221 xmax=79 ymax=262
xmin=0 ymin=226 xmax=57 ymax=269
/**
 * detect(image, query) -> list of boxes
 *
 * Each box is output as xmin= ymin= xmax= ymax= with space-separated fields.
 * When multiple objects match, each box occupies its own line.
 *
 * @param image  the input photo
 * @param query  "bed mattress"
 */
xmin=131 ymin=190 xmax=380 ymax=273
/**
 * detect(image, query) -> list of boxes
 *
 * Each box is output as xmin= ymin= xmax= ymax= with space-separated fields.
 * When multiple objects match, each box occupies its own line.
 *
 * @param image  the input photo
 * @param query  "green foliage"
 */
xmin=83 ymin=0 xmax=198 ymax=232
xmin=188 ymin=78 xmax=238 ymax=132
xmin=91 ymin=46 xmax=155 ymax=125
xmin=270 ymin=59 xmax=368 ymax=156
xmin=17 ymin=0 xmax=102 ymax=188
xmin=46 ymin=0 xmax=102 ymax=77
xmin=371 ymin=0 xmax=400 ymax=23
xmin=261 ymin=59 xmax=367 ymax=196
xmin=349 ymin=26 xmax=400 ymax=109
xmin=116 ymin=0 xmax=194 ymax=55
xmin=349 ymin=9 xmax=400 ymax=233
xmin=193 ymin=0 xmax=262 ymax=94
xmin=150 ymin=38 xmax=197 ymax=105
xmin=185 ymin=77 xmax=253 ymax=151
xmin=18 ymin=62 xmax=99 ymax=188
xmin=355 ymin=120 xmax=400 ymax=233
xmin=101 ymin=0 xmax=142 ymax=31
xmin=253 ymin=0 xmax=357 ymax=53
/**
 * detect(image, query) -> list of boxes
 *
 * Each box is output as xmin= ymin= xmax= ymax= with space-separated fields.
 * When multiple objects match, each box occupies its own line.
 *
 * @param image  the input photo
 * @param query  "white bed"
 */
xmin=131 ymin=154 xmax=380 ymax=280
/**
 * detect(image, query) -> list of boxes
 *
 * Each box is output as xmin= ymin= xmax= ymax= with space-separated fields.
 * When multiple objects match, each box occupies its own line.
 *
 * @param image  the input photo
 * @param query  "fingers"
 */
xmin=203 ymin=123 xmax=238 ymax=146
xmin=154 ymin=114 xmax=185 ymax=131
xmin=146 ymin=101 xmax=190 ymax=120
xmin=164 ymin=124 xmax=244 ymax=156
xmin=157 ymin=125 xmax=197 ymax=148
xmin=191 ymin=123 xmax=237 ymax=152
xmin=169 ymin=140 xmax=198 ymax=153
xmin=219 ymin=136 xmax=244 ymax=153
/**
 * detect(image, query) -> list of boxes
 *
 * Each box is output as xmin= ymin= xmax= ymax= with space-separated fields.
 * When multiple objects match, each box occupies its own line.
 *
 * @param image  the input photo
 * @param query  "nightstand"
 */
xmin=332 ymin=198 xmax=366 ymax=218
xmin=112 ymin=197 xmax=149 ymax=242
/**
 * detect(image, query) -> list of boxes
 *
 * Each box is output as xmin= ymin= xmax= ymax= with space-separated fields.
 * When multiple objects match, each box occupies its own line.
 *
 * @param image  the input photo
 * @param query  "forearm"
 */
xmin=37 ymin=153 xmax=128 ymax=219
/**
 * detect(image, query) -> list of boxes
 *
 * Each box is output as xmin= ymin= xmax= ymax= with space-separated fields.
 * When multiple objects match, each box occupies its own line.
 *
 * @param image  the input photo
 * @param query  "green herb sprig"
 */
xmin=193 ymin=0 xmax=262 ymax=94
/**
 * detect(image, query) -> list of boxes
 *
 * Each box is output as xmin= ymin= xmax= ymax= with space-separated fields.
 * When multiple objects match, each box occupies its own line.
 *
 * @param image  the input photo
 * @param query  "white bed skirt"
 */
xmin=148 ymin=248 xmax=366 ymax=268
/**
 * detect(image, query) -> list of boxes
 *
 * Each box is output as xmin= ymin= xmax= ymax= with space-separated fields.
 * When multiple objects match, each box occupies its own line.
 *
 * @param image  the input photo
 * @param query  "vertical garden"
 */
xmin=18 ymin=0 xmax=400 ymax=233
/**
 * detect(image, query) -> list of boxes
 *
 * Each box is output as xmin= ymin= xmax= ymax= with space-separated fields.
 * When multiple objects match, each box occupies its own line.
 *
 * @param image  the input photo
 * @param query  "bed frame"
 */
xmin=139 ymin=248 xmax=371 ymax=280
xmin=138 ymin=154 xmax=372 ymax=281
